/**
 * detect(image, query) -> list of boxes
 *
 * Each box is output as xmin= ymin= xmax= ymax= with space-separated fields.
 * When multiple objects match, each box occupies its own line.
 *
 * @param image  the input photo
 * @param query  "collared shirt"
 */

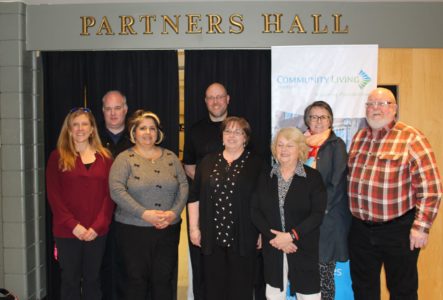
xmin=270 ymin=160 xmax=306 ymax=231
xmin=348 ymin=121 xmax=442 ymax=233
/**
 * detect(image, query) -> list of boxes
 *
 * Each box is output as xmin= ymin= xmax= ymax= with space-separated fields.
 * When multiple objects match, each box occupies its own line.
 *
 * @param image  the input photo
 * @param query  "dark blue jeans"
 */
xmin=349 ymin=210 xmax=419 ymax=300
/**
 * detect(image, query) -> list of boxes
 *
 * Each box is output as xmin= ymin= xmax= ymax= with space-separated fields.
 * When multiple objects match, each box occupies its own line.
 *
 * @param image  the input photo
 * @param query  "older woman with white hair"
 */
xmin=252 ymin=127 xmax=326 ymax=300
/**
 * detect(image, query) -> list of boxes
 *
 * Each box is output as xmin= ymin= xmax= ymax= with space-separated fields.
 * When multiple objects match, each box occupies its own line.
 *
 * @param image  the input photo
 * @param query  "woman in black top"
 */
xmin=188 ymin=116 xmax=262 ymax=300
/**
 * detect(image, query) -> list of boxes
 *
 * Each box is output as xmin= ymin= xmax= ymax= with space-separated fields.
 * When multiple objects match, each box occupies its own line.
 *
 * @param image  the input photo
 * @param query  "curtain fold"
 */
xmin=42 ymin=50 xmax=179 ymax=299
xmin=184 ymin=50 xmax=272 ymax=159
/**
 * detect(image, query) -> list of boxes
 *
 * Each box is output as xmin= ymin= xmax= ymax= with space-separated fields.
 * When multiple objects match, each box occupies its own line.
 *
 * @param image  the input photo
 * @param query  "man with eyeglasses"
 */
xmin=347 ymin=87 xmax=442 ymax=300
xmin=183 ymin=82 xmax=230 ymax=300
xmin=99 ymin=90 xmax=132 ymax=300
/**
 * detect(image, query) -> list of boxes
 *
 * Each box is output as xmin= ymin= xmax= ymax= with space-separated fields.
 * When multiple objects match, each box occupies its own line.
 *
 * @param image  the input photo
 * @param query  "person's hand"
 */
xmin=256 ymin=234 xmax=262 ymax=250
xmin=162 ymin=211 xmax=177 ymax=224
xmin=410 ymin=228 xmax=429 ymax=250
xmin=72 ymin=224 xmax=87 ymax=240
xmin=281 ymin=243 xmax=298 ymax=254
xmin=269 ymin=229 xmax=293 ymax=250
xmin=142 ymin=210 xmax=165 ymax=226
xmin=83 ymin=228 xmax=98 ymax=241
xmin=190 ymin=227 xmax=201 ymax=247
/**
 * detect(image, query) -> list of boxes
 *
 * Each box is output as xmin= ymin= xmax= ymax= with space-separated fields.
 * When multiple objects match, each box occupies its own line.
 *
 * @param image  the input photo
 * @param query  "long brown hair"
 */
xmin=56 ymin=108 xmax=111 ymax=171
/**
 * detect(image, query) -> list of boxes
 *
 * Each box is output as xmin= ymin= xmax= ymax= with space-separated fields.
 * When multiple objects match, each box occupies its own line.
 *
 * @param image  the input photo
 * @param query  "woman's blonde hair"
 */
xmin=128 ymin=110 xmax=165 ymax=144
xmin=271 ymin=127 xmax=309 ymax=163
xmin=56 ymin=108 xmax=110 ymax=171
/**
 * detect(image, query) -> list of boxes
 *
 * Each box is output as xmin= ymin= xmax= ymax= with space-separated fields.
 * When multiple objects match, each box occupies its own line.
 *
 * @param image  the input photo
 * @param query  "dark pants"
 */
xmin=55 ymin=235 xmax=107 ymax=300
xmin=202 ymin=245 xmax=255 ymax=300
xmin=186 ymin=206 xmax=205 ymax=300
xmin=101 ymin=220 xmax=118 ymax=300
xmin=115 ymin=221 xmax=181 ymax=300
xmin=349 ymin=210 xmax=420 ymax=300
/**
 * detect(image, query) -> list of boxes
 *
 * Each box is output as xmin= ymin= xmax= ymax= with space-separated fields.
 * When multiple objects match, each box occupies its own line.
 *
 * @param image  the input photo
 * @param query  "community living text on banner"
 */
xmin=271 ymin=44 xmax=378 ymax=148
xmin=272 ymin=44 xmax=378 ymax=300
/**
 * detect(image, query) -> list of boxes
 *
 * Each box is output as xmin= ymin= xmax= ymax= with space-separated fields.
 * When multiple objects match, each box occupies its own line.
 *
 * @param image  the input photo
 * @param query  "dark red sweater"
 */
xmin=46 ymin=150 xmax=114 ymax=238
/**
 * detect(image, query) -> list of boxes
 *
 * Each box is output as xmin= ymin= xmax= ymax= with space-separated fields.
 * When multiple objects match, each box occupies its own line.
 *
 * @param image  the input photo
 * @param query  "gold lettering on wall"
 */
xmin=288 ymin=15 xmax=306 ymax=33
xmin=162 ymin=15 xmax=180 ymax=34
xmin=119 ymin=16 xmax=137 ymax=35
xmin=229 ymin=14 xmax=244 ymax=34
xmin=139 ymin=15 xmax=156 ymax=34
xmin=80 ymin=16 xmax=96 ymax=36
xmin=262 ymin=13 xmax=283 ymax=33
xmin=97 ymin=16 xmax=114 ymax=35
xmin=312 ymin=14 xmax=328 ymax=34
xmin=186 ymin=14 xmax=202 ymax=34
xmin=332 ymin=14 xmax=349 ymax=33
xmin=206 ymin=14 xmax=224 ymax=34
xmin=80 ymin=12 xmax=349 ymax=37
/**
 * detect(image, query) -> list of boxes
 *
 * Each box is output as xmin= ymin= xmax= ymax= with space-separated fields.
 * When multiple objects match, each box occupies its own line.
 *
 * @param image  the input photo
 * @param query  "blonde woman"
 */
xmin=252 ymin=127 xmax=326 ymax=300
xmin=109 ymin=110 xmax=188 ymax=300
xmin=46 ymin=107 xmax=114 ymax=300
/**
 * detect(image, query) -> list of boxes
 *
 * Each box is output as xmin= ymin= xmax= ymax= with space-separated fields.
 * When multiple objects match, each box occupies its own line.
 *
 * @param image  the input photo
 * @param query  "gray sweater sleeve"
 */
xmin=168 ymin=153 xmax=188 ymax=217
xmin=109 ymin=151 xmax=146 ymax=220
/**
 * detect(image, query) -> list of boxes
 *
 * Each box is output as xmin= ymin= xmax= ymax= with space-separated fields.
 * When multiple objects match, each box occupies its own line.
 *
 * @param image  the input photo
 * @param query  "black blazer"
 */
xmin=251 ymin=164 xmax=326 ymax=295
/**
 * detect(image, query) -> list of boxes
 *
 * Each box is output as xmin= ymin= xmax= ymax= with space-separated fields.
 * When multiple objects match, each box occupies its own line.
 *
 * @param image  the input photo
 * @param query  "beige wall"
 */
xmin=378 ymin=49 xmax=443 ymax=300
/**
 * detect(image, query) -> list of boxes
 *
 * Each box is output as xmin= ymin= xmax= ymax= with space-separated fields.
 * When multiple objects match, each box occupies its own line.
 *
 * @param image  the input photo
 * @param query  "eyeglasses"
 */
xmin=70 ymin=107 xmax=91 ymax=113
xmin=206 ymin=95 xmax=227 ymax=102
xmin=223 ymin=129 xmax=244 ymax=136
xmin=309 ymin=115 xmax=330 ymax=122
xmin=365 ymin=101 xmax=393 ymax=108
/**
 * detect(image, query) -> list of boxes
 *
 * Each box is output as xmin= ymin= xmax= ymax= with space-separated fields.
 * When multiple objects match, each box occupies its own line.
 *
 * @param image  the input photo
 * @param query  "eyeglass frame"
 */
xmin=308 ymin=115 xmax=330 ymax=122
xmin=205 ymin=95 xmax=227 ymax=102
xmin=365 ymin=101 xmax=394 ymax=108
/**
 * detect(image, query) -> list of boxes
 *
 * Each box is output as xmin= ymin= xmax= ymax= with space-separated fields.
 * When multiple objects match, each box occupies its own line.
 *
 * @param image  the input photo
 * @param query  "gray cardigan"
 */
xmin=109 ymin=147 xmax=188 ymax=227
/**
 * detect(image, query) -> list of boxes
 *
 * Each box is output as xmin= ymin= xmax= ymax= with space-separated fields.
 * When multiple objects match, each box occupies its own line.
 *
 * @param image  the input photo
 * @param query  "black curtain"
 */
xmin=184 ymin=50 xmax=272 ymax=160
xmin=42 ymin=50 xmax=179 ymax=299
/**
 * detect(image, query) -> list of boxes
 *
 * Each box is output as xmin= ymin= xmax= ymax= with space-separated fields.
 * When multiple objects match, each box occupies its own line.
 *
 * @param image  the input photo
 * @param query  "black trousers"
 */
xmin=186 ymin=206 xmax=205 ymax=300
xmin=202 ymin=245 xmax=255 ymax=300
xmin=55 ymin=235 xmax=107 ymax=300
xmin=115 ymin=221 xmax=181 ymax=300
xmin=101 ymin=219 xmax=118 ymax=300
xmin=349 ymin=210 xmax=420 ymax=300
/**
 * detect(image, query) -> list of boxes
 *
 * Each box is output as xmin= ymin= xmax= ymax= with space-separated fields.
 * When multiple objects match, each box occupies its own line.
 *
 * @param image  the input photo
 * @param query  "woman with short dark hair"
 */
xmin=188 ymin=116 xmax=263 ymax=300
xmin=303 ymin=101 xmax=351 ymax=300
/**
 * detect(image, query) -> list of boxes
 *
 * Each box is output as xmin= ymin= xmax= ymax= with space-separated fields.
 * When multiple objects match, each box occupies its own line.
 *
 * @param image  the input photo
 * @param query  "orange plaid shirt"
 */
xmin=348 ymin=121 xmax=442 ymax=233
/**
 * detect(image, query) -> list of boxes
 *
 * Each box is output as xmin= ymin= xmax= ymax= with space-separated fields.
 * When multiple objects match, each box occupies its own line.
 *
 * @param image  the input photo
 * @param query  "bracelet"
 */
xmin=290 ymin=232 xmax=296 ymax=241
xmin=291 ymin=229 xmax=299 ymax=241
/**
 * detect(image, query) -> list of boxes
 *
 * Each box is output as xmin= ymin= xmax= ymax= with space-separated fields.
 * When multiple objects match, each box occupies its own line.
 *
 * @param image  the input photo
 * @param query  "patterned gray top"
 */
xmin=270 ymin=160 xmax=306 ymax=231
xmin=109 ymin=147 xmax=188 ymax=227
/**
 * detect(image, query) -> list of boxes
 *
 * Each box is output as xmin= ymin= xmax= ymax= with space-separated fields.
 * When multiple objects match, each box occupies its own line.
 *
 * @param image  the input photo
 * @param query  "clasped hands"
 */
xmin=72 ymin=224 xmax=98 ymax=241
xmin=142 ymin=210 xmax=176 ymax=229
xmin=269 ymin=229 xmax=298 ymax=254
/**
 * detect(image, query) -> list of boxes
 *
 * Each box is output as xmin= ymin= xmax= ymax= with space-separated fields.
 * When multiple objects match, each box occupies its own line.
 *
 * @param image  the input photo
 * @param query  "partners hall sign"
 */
xmin=27 ymin=2 xmax=443 ymax=50
xmin=80 ymin=13 xmax=349 ymax=36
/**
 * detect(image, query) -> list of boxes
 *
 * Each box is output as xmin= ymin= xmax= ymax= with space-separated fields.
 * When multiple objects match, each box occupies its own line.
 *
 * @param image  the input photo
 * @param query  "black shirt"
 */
xmin=99 ymin=127 xmax=133 ymax=158
xmin=183 ymin=117 xmax=224 ymax=166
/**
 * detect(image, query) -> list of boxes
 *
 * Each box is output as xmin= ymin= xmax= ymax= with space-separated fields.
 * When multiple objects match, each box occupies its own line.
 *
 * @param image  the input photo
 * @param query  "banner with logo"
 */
xmin=272 ymin=45 xmax=378 ymax=300
xmin=272 ymin=44 xmax=378 ymax=148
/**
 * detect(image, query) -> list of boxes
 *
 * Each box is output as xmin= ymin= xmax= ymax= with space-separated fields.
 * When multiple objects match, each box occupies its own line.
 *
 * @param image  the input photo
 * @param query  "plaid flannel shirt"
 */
xmin=348 ymin=121 xmax=442 ymax=233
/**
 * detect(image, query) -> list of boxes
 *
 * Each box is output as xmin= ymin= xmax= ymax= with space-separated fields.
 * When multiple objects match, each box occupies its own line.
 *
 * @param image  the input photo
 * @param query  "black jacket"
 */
xmin=99 ymin=126 xmax=133 ymax=158
xmin=251 ymin=164 xmax=326 ymax=295
xmin=316 ymin=132 xmax=351 ymax=263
